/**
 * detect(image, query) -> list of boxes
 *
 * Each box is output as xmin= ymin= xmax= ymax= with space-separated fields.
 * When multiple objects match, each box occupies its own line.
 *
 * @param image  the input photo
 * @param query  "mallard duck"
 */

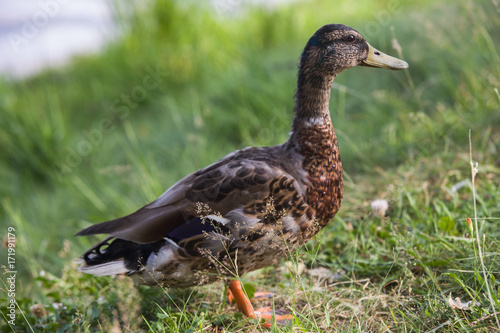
xmin=77 ymin=24 xmax=408 ymax=328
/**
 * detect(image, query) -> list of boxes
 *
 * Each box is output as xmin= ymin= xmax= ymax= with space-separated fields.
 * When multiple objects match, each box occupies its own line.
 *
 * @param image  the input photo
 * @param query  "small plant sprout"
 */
xmin=466 ymin=217 xmax=474 ymax=237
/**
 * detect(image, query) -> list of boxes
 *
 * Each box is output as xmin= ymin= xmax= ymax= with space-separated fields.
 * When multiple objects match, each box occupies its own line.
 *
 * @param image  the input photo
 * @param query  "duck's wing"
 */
xmin=76 ymin=147 xmax=304 ymax=244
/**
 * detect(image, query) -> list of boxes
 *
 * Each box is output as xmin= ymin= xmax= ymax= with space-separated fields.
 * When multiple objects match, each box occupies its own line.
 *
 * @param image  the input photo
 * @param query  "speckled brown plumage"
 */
xmin=76 ymin=24 xmax=407 ymax=288
xmin=293 ymin=118 xmax=343 ymax=238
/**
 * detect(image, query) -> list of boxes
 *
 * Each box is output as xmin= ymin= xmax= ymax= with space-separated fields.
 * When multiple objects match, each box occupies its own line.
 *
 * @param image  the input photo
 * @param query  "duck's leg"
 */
xmin=227 ymin=290 xmax=274 ymax=303
xmin=227 ymin=280 xmax=293 ymax=329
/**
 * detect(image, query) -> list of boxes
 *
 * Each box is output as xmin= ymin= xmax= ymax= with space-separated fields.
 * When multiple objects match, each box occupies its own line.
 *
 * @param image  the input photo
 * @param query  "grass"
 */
xmin=1 ymin=0 xmax=499 ymax=331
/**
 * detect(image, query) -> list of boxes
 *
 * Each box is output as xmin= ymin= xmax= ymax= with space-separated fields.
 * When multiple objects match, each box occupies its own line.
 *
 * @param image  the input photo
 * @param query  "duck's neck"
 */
xmin=288 ymin=69 xmax=344 ymax=234
xmin=293 ymin=72 xmax=335 ymax=120
xmin=289 ymin=70 xmax=337 ymax=147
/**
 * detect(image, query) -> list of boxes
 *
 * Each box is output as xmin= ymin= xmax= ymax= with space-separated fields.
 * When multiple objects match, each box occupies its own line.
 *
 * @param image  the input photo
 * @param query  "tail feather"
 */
xmin=78 ymin=237 xmax=167 ymax=276
xmin=78 ymin=260 xmax=129 ymax=276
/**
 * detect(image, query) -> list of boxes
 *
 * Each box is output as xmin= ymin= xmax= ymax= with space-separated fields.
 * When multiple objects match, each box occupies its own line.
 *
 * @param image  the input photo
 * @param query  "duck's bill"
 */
xmin=361 ymin=43 xmax=408 ymax=70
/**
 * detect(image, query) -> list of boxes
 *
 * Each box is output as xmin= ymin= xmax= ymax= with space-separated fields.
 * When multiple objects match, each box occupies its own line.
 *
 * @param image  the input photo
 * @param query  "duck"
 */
xmin=76 ymin=23 xmax=408 ymax=328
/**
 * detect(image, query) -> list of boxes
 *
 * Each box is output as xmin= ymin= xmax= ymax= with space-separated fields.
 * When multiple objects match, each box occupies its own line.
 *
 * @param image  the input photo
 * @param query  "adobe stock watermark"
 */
xmin=7 ymin=0 xmax=73 ymax=53
xmin=3 ymin=227 xmax=17 ymax=326
xmin=212 ymin=0 xmax=242 ymax=18
xmin=362 ymin=0 xmax=402 ymax=38
xmin=52 ymin=65 xmax=168 ymax=181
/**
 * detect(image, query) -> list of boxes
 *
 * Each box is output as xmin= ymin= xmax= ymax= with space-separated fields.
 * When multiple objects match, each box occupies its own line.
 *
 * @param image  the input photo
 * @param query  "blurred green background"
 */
xmin=1 ymin=0 xmax=499 ymax=312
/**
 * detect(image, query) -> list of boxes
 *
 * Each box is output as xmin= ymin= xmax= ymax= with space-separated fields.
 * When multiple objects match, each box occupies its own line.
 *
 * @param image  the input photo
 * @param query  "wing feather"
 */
xmin=77 ymin=146 xmax=304 ymax=244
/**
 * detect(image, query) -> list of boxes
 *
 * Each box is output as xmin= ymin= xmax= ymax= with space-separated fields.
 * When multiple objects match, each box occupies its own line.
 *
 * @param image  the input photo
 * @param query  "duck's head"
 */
xmin=301 ymin=24 xmax=408 ymax=76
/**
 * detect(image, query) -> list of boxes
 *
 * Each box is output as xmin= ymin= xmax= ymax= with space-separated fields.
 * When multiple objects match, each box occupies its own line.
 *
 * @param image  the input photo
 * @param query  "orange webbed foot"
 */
xmin=227 ymin=280 xmax=293 ymax=329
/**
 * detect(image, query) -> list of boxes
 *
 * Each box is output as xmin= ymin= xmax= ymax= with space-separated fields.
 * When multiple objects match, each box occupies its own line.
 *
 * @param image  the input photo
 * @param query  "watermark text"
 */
xmin=5 ymin=227 xmax=17 ymax=326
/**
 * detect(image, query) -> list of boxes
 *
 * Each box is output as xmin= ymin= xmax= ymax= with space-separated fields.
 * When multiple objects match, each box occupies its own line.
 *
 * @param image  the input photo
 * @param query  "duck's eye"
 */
xmin=346 ymin=35 xmax=355 ymax=42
